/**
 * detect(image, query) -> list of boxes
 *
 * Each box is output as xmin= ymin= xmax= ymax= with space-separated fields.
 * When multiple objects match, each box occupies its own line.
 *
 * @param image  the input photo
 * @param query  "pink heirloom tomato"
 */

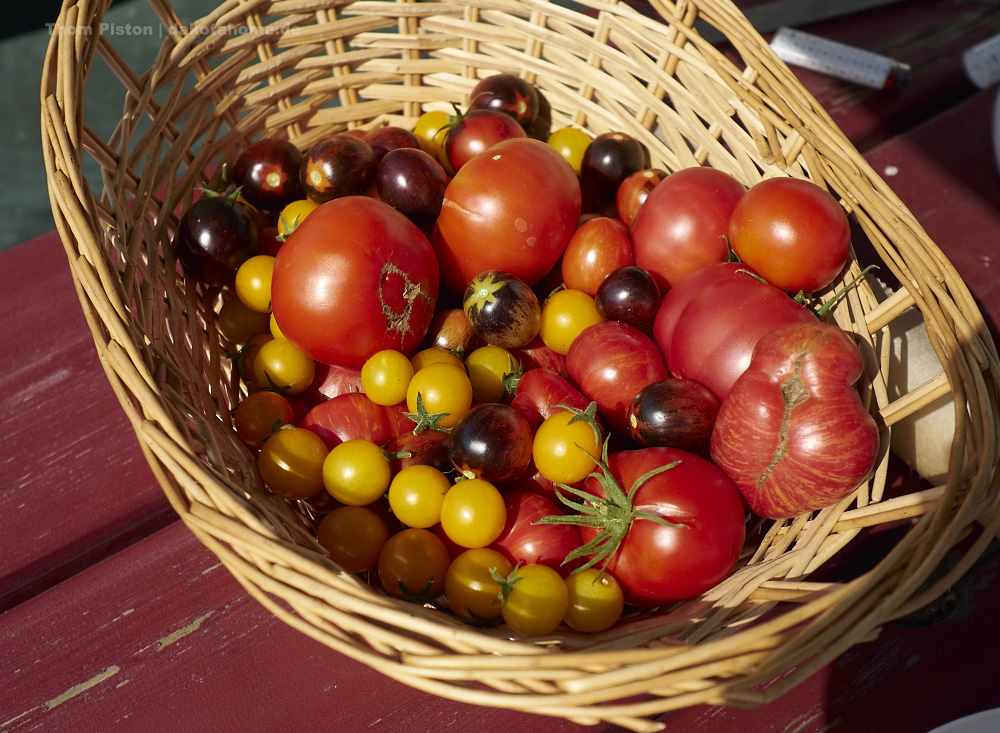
xmin=653 ymin=262 xmax=816 ymax=402
xmin=432 ymin=137 xmax=582 ymax=293
xmin=630 ymin=166 xmax=746 ymax=292
xmin=710 ymin=322 xmax=880 ymax=519
xmin=270 ymin=196 xmax=439 ymax=369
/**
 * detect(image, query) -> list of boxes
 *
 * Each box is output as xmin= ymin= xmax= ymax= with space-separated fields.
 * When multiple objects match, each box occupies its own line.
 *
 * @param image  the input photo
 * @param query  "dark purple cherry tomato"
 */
xmin=231 ymin=138 xmax=304 ymax=211
xmin=463 ymin=270 xmax=541 ymax=349
xmin=448 ymin=403 xmax=533 ymax=481
xmin=444 ymin=109 xmax=527 ymax=171
xmin=526 ymin=89 xmax=552 ymax=141
xmin=468 ymin=73 xmax=540 ymax=127
xmin=580 ymin=131 xmax=650 ymax=215
xmin=365 ymin=126 xmax=421 ymax=161
xmin=375 ymin=147 xmax=449 ymax=228
xmin=173 ymin=192 xmax=257 ymax=286
xmin=300 ymin=133 xmax=378 ymax=203
xmin=595 ymin=265 xmax=661 ymax=330
xmin=626 ymin=377 xmax=720 ymax=451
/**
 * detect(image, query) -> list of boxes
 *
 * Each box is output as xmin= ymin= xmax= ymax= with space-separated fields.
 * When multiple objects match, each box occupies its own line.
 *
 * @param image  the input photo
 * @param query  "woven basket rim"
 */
xmin=39 ymin=0 xmax=1000 ymax=729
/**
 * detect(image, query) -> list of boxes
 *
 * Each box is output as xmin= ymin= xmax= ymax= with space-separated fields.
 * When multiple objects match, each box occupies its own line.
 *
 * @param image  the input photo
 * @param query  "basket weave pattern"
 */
xmin=41 ymin=0 xmax=1000 ymax=729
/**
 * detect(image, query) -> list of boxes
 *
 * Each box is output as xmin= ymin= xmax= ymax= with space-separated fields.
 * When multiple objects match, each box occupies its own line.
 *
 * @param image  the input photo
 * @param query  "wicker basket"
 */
xmin=40 ymin=0 xmax=1000 ymax=729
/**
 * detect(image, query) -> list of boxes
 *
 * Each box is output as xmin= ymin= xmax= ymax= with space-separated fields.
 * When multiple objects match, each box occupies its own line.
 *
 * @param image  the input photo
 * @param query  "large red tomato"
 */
xmin=432 ymin=137 xmax=581 ymax=294
xmin=567 ymin=447 xmax=746 ymax=606
xmin=630 ymin=166 xmax=745 ymax=291
xmin=653 ymin=262 xmax=816 ymax=401
xmin=711 ymin=322 xmax=880 ymax=519
xmin=271 ymin=196 xmax=439 ymax=369
xmin=728 ymin=177 xmax=851 ymax=294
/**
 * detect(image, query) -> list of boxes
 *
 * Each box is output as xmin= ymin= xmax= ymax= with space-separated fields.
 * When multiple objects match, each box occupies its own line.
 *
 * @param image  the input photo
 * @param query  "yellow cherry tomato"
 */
xmin=387 ymin=464 xmax=452 ymax=529
xmin=538 ymin=289 xmax=604 ymax=355
xmin=322 ymin=438 xmax=392 ymax=506
xmin=362 ymin=349 xmax=415 ymax=406
xmin=465 ymin=345 xmax=518 ymax=404
xmin=235 ymin=255 xmax=275 ymax=313
xmin=277 ymin=198 xmax=319 ymax=237
xmin=257 ymin=426 xmax=328 ymax=500
xmin=405 ymin=362 xmax=474 ymax=430
xmin=439 ymin=477 xmax=507 ymax=549
xmin=547 ymin=127 xmax=592 ymax=175
xmin=251 ymin=337 xmax=316 ymax=395
xmin=409 ymin=346 xmax=465 ymax=373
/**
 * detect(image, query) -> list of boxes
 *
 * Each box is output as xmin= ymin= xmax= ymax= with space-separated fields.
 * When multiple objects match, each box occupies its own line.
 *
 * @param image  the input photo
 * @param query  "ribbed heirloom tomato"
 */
xmin=270 ymin=196 xmax=439 ymax=369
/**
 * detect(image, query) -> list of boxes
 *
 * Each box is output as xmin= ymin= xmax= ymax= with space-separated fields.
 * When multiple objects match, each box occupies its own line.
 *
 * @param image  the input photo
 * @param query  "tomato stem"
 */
xmin=816 ymin=264 xmax=879 ymax=316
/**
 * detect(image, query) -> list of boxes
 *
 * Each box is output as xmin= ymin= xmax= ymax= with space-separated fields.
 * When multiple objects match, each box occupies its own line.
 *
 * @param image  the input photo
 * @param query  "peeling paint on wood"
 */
xmin=157 ymin=612 xmax=213 ymax=650
xmin=43 ymin=666 xmax=120 ymax=710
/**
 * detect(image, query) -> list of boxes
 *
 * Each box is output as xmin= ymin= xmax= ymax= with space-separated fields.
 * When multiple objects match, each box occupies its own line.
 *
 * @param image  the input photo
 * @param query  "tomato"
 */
xmin=728 ymin=177 xmax=851 ymax=294
xmin=579 ymin=131 xmax=649 ymax=215
xmin=560 ymin=217 xmax=634 ymax=297
xmin=423 ymin=308 xmax=478 ymax=359
xmin=465 ymin=345 xmax=518 ymax=404
xmin=251 ymin=337 xmax=316 ymax=395
xmin=616 ymin=168 xmax=667 ymax=228
xmin=410 ymin=346 xmax=466 ymax=373
xmin=562 ymin=568 xmax=625 ymax=633
xmin=710 ymin=322 xmax=879 ymax=519
xmin=377 ymin=527 xmax=451 ymax=601
xmin=463 ymin=270 xmax=541 ymax=349
xmin=468 ymin=73 xmax=540 ymax=128
xmin=240 ymin=332 xmax=274 ymax=386
xmin=508 ymin=367 xmax=591 ymax=430
xmin=257 ymin=426 xmax=329 ymax=500
xmin=538 ymin=289 xmax=604 ymax=355
xmin=548 ymin=447 xmax=746 ymax=606
xmin=565 ymin=320 xmax=669 ymax=437
xmin=234 ymin=255 xmax=276 ymax=313
xmin=496 ymin=563 xmax=568 ymax=637
xmin=277 ymin=198 xmax=319 ymax=237
xmin=594 ymin=265 xmax=661 ymax=331
xmin=444 ymin=547 xmax=513 ymax=621
xmin=316 ymin=504 xmax=391 ymax=573
xmin=546 ymin=126 xmax=592 ymax=174
xmin=361 ymin=349 xmax=415 ymax=406
xmin=300 ymin=133 xmax=378 ymax=203
xmin=405 ymin=361 xmax=474 ymax=431
xmin=322 ymin=438 xmax=392 ymax=505
xmin=299 ymin=361 xmax=364 ymax=404
xmin=532 ymin=405 xmax=603 ymax=485
xmin=233 ymin=390 xmax=295 ymax=447
xmin=433 ymin=137 xmax=581 ymax=293
xmin=626 ymin=377 xmax=720 ymax=451
xmin=173 ymin=191 xmax=257 ymax=287
xmin=301 ymin=392 xmax=412 ymax=449
xmin=652 ymin=261 xmax=816 ymax=401
xmin=412 ymin=109 xmax=453 ymax=167
xmin=218 ymin=293 xmax=271 ymax=344
xmin=439 ymin=478 xmax=507 ymax=549
xmin=448 ymin=403 xmax=534 ymax=482
xmin=232 ymin=138 xmax=305 ymax=211
xmin=387 ymin=464 xmax=452 ymax=528
xmin=271 ymin=196 xmax=439 ymax=369
xmin=444 ymin=109 xmax=527 ymax=171
xmin=629 ymin=166 xmax=746 ymax=291
xmin=490 ymin=490 xmax=582 ymax=574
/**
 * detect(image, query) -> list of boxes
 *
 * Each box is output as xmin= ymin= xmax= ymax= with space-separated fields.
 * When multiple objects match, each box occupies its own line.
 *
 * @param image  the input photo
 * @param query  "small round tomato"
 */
xmin=405 ymin=362 xmax=474 ymax=430
xmin=538 ymin=289 xmax=604 ymax=355
xmin=412 ymin=109 xmax=453 ymax=167
xmin=377 ymin=527 xmax=451 ymax=601
xmin=465 ymin=345 xmax=518 ymax=404
xmin=257 ymin=426 xmax=328 ymax=500
xmin=234 ymin=254 xmax=276 ymax=313
xmin=409 ymin=346 xmax=465 ymax=373
xmin=546 ymin=127 xmax=592 ymax=174
xmin=322 ymin=438 xmax=391 ymax=506
xmin=728 ymin=176 xmax=851 ymax=294
xmin=316 ymin=504 xmax=391 ymax=573
xmin=448 ymin=403 xmax=534 ymax=482
xmin=233 ymin=390 xmax=295 ymax=447
xmin=277 ymin=198 xmax=319 ymax=237
xmin=562 ymin=568 xmax=625 ymax=633
xmin=444 ymin=547 xmax=513 ymax=621
xmin=361 ymin=349 xmax=415 ymax=406
xmin=218 ymin=293 xmax=270 ymax=344
xmin=497 ymin=563 xmax=569 ymax=637
xmin=251 ymin=337 xmax=316 ymax=395
xmin=387 ymin=464 xmax=452 ymax=529
xmin=439 ymin=478 xmax=507 ymax=549
xmin=463 ymin=270 xmax=541 ymax=349
xmin=532 ymin=406 xmax=602 ymax=484
xmin=560 ymin=217 xmax=634 ymax=297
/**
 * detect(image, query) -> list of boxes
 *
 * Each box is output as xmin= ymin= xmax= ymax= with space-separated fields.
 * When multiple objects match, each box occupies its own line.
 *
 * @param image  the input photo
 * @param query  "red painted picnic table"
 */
xmin=6 ymin=2 xmax=1000 ymax=731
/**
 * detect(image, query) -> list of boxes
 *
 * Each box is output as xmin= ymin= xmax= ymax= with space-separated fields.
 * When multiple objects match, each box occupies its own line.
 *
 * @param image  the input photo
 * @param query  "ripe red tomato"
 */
xmin=560 ymin=216 xmax=634 ymax=297
xmin=572 ymin=447 xmax=746 ymax=606
xmin=490 ymin=490 xmax=582 ymax=575
xmin=508 ymin=366 xmax=591 ymax=430
xmin=711 ymin=322 xmax=880 ymax=519
xmin=444 ymin=109 xmax=527 ymax=171
xmin=433 ymin=137 xmax=581 ymax=293
xmin=653 ymin=262 xmax=816 ymax=401
xmin=300 ymin=391 xmax=412 ymax=449
xmin=728 ymin=177 xmax=851 ymax=294
xmin=270 ymin=196 xmax=439 ymax=369
xmin=565 ymin=320 xmax=669 ymax=437
xmin=629 ymin=166 xmax=746 ymax=292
